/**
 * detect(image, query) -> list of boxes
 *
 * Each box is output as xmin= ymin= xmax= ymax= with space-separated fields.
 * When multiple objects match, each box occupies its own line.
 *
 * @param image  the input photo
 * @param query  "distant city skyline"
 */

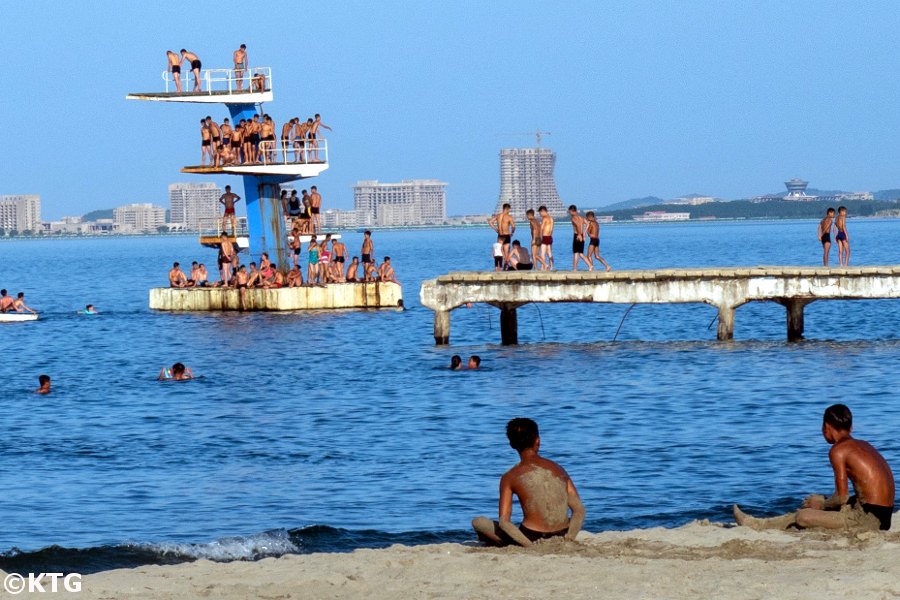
xmin=4 ymin=2 xmax=900 ymax=219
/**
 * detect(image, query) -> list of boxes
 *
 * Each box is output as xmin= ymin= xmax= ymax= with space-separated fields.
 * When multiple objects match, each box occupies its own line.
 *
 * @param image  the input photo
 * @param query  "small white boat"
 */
xmin=0 ymin=313 xmax=38 ymax=322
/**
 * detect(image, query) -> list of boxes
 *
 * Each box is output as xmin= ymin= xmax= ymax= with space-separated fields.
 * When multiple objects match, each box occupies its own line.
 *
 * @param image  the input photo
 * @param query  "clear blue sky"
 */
xmin=3 ymin=1 xmax=900 ymax=219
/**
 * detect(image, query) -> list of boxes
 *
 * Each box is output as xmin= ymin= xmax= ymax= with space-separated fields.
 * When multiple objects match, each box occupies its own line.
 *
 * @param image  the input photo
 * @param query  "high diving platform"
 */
xmin=421 ymin=266 xmax=900 ymax=345
xmin=126 ymin=67 xmax=273 ymax=104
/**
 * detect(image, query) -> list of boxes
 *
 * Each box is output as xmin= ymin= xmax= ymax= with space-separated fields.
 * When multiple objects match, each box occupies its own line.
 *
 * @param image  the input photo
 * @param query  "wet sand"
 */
xmin=20 ymin=520 xmax=900 ymax=600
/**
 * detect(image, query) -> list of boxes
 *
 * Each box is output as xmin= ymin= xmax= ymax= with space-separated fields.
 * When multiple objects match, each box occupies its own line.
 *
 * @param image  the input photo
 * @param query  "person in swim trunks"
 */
xmin=585 ymin=211 xmax=612 ymax=271
xmin=835 ymin=206 xmax=850 ymax=266
xmin=734 ymin=403 xmax=895 ymax=532
xmin=309 ymin=185 xmax=323 ymax=233
xmin=361 ymin=230 xmax=374 ymax=265
xmin=0 ymin=289 xmax=15 ymax=312
xmin=817 ymin=207 xmax=835 ymax=266
xmin=539 ymin=205 xmax=555 ymax=270
xmin=489 ymin=203 xmax=516 ymax=268
xmin=219 ymin=185 xmax=241 ymax=235
xmin=472 ymin=418 xmax=586 ymax=547
xmin=331 ymin=239 xmax=347 ymax=266
xmin=568 ymin=204 xmax=591 ymax=271
xmin=200 ymin=119 xmax=212 ymax=166
xmin=180 ymin=49 xmax=202 ymax=92
xmin=525 ymin=209 xmax=546 ymax=270
xmin=233 ymin=44 xmax=247 ymax=91
xmin=166 ymin=50 xmax=183 ymax=92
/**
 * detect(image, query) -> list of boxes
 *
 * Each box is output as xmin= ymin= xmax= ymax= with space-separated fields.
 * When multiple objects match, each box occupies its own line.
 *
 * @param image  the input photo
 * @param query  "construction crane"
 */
xmin=500 ymin=128 xmax=552 ymax=147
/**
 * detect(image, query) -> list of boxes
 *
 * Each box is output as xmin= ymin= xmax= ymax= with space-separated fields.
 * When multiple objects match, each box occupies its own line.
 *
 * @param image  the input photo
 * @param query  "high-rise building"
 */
xmin=495 ymin=147 xmax=565 ymax=216
xmin=168 ymin=182 xmax=221 ymax=230
xmin=354 ymin=179 xmax=447 ymax=226
xmin=0 ymin=195 xmax=41 ymax=232
xmin=114 ymin=203 xmax=166 ymax=233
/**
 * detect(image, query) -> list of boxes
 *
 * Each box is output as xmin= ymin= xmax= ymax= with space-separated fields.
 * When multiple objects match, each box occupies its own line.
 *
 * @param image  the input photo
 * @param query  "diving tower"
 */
xmin=127 ymin=65 xmax=329 ymax=270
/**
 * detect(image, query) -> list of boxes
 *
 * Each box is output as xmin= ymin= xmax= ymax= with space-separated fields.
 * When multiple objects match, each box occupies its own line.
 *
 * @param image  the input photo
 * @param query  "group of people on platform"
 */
xmin=0 ymin=289 xmax=36 ymax=314
xmin=817 ymin=206 xmax=851 ymax=266
xmin=166 ymin=45 xmax=263 ymax=94
xmin=200 ymin=113 xmax=330 ymax=167
xmin=489 ymin=204 xmax=613 ymax=272
xmin=282 ymin=186 xmax=324 ymax=235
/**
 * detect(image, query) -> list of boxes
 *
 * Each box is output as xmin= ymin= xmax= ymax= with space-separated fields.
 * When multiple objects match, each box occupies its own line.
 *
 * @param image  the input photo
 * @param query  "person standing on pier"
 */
xmin=166 ymin=50 xmax=183 ymax=92
xmin=586 ymin=212 xmax=612 ymax=271
xmin=835 ymin=206 xmax=851 ymax=266
xmin=219 ymin=185 xmax=241 ymax=235
xmin=526 ymin=209 xmax=546 ymax=270
xmin=489 ymin=203 xmax=516 ymax=268
xmin=200 ymin=119 xmax=212 ymax=166
xmin=568 ymin=205 xmax=591 ymax=271
xmin=361 ymin=230 xmax=374 ymax=267
xmin=817 ymin=208 xmax=835 ymax=266
xmin=218 ymin=233 xmax=235 ymax=286
xmin=309 ymin=186 xmax=323 ymax=233
xmin=294 ymin=118 xmax=309 ymax=162
xmin=180 ymin=49 xmax=202 ymax=92
xmin=233 ymin=44 xmax=247 ymax=91
xmin=539 ymin=205 xmax=554 ymax=270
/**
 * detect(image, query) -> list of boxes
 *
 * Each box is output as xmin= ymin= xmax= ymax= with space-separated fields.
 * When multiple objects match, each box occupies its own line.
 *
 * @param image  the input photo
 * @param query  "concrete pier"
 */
xmin=419 ymin=266 xmax=900 ymax=345
xmin=151 ymin=282 xmax=402 ymax=311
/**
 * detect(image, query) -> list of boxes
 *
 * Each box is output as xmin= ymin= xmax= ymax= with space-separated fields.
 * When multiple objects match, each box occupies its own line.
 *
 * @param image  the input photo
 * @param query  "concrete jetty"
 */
xmin=151 ymin=282 xmax=402 ymax=311
xmin=419 ymin=266 xmax=900 ymax=345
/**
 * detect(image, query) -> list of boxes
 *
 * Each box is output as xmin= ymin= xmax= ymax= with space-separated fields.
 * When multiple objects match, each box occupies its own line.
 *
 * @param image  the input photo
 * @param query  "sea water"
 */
xmin=1 ymin=219 xmax=899 ymax=572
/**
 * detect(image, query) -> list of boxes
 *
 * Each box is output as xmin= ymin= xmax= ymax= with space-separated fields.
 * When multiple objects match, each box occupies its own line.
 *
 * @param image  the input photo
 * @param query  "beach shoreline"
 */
xmin=16 ymin=520 xmax=900 ymax=600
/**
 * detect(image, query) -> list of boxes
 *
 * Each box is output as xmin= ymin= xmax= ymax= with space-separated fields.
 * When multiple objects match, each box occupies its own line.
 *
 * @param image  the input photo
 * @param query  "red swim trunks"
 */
xmin=542 ymin=236 xmax=553 ymax=245
xmin=224 ymin=208 xmax=235 ymax=215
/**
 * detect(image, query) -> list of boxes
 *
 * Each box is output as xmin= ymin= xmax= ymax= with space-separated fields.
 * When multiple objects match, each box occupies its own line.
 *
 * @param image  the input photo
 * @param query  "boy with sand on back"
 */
xmin=817 ymin=207 xmax=835 ymax=266
xmin=472 ymin=418 xmax=585 ymax=546
xmin=734 ymin=403 xmax=894 ymax=532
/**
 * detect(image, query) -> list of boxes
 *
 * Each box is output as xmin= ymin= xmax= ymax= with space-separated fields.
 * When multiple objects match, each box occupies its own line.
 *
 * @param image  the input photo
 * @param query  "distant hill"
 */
xmin=82 ymin=209 xmax=114 ymax=221
xmin=601 ymin=196 xmax=665 ymax=211
xmin=603 ymin=198 xmax=900 ymax=221
xmin=874 ymin=190 xmax=900 ymax=201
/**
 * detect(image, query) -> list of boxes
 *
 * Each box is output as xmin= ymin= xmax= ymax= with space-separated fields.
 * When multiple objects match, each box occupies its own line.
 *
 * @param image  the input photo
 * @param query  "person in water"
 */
xmin=449 ymin=355 xmax=463 ymax=370
xmin=35 ymin=374 xmax=51 ymax=394
xmin=468 ymin=355 xmax=481 ymax=370
xmin=158 ymin=362 xmax=194 ymax=381
xmin=734 ymin=404 xmax=895 ymax=532
xmin=0 ymin=289 xmax=15 ymax=312
xmin=472 ymin=418 xmax=586 ymax=546
xmin=81 ymin=304 xmax=98 ymax=314
xmin=14 ymin=292 xmax=36 ymax=314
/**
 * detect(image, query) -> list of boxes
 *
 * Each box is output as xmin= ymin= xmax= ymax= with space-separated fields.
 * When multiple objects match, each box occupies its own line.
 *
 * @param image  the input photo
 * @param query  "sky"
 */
xmin=3 ymin=1 xmax=900 ymax=219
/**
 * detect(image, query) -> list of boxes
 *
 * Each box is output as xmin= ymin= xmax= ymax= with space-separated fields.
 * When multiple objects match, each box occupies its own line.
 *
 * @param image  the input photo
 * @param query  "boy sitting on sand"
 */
xmin=472 ymin=418 xmax=585 ymax=546
xmin=734 ymin=404 xmax=894 ymax=532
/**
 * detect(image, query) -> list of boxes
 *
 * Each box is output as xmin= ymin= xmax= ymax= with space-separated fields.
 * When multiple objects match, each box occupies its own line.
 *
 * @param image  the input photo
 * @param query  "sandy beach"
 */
xmin=13 ymin=520 xmax=899 ymax=600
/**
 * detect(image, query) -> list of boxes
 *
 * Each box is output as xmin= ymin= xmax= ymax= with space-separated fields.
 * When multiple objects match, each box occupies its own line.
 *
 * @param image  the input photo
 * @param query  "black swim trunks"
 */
xmin=863 ymin=503 xmax=894 ymax=531
xmin=362 ymin=253 xmax=372 ymax=264
xmin=311 ymin=206 xmax=320 ymax=215
xmin=820 ymin=233 xmax=831 ymax=245
xmin=335 ymin=256 xmax=345 ymax=263
xmin=494 ymin=256 xmax=503 ymax=268
xmin=202 ymin=140 xmax=211 ymax=146
xmin=516 ymin=263 xmax=534 ymax=271
xmin=499 ymin=234 xmax=511 ymax=244
xmin=518 ymin=524 xmax=567 ymax=542
xmin=589 ymin=237 xmax=600 ymax=247
xmin=191 ymin=59 xmax=202 ymax=70
xmin=572 ymin=235 xmax=585 ymax=254
xmin=172 ymin=65 xmax=181 ymax=74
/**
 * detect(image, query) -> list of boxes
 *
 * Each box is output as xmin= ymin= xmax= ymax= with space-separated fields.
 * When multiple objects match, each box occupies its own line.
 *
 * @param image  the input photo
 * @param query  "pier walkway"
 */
xmin=419 ymin=266 xmax=900 ymax=344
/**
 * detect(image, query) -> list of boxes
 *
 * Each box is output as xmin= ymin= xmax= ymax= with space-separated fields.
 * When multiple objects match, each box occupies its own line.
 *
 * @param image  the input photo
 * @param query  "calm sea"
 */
xmin=1 ymin=218 xmax=899 ymax=572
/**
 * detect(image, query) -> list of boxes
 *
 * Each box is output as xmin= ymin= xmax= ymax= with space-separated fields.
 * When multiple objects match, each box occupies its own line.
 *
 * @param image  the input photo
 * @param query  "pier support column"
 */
xmin=434 ymin=310 xmax=450 ymax=345
xmin=716 ymin=305 xmax=735 ymax=341
xmin=500 ymin=304 xmax=518 ymax=346
xmin=779 ymin=298 xmax=810 ymax=342
xmin=243 ymin=176 xmax=291 ymax=270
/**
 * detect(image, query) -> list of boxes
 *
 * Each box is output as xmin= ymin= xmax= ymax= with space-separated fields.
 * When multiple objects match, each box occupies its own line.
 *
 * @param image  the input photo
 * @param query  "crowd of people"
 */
xmin=0 ymin=289 xmax=37 ymax=314
xmin=199 ymin=112 xmax=331 ymax=167
xmin=166 ymin=45 xmax=263 ymax=94
xmin=489 ymin=204 xmax=613 ymax=272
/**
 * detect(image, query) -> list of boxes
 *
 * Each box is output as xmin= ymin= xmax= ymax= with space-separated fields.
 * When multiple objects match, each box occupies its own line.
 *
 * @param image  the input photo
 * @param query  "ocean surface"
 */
xmin=2 ymin=218 xmax=900 ymax=573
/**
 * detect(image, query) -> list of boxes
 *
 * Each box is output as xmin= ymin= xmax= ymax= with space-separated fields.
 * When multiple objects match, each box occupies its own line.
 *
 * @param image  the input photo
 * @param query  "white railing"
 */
xmin=198 ymin=217 xmax=249 ymax=240
xmin=258 ymin=137 xmax=328 ymax=165
xmin=162 ymin=66 xmax=272 ymax=95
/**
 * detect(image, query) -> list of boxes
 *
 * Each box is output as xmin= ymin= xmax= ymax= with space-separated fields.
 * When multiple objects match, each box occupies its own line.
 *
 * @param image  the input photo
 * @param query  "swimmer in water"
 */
xmin=81 ymin=304 xmax=98 ymax=314
xmin=450 ymin=355 xmax=463 ymax=370
xmin=158 ymin=362 xmax=194 ymax=381
xmin=35 ymin=374 xmax=51 ymax=394
xmin=472 ymin=418 xmax=586 ymax=547
xmin=467 ymin=355 xmax=481 ymax=370
xmin=734 ymin=404 xmax=895 ymax=532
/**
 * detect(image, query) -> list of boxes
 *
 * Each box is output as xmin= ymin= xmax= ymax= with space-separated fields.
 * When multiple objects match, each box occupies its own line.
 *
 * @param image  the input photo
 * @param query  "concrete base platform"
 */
xmin=150 ymin=283 xmax=402 ymax=311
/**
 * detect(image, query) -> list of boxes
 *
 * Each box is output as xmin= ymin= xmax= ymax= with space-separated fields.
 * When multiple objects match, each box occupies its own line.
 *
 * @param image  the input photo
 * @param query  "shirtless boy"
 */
xmin=489 ymin=203 xmax=515 ymax=267
xmin=233 ymin=44 xmax=247 ymax=91
xmin=0 ymin=289 xmax=14 ymax=312
xmin=331 ymin=239 xmax=347 ymax=270
xmin=282 ymin=118 xmax=295 ymax=162
xmin=585 ymin=212 xmax=612 ymax=271
xmin=14 ymin=292 xmax=36 ymax=314
xmin=378 ymin=256 xmax=398 ymax=284
xmin=526 ymin=209 xmax=546 ymax=270
xmin=180 ymin=49 xmax=202 ymax=92
xmin=200 ymin=119 xmax=212 ymax=166
xmin=168 ymin=262 xmax=191 ymax=288
xmin=539 ymin=205 xmax=554 ymax=270
xmin=835 ymin=206 xmax=850 ymax=266
xmin=166 ymin=50 xmax=182 ymax=92
xmin=346 ymin=256 xmax=360 ymax=282
xmin=35 ymin=374 xmax=51 ymax=395
xmin=286 ymin=264 xmax=303 ymax=287
xmin=159 ymin=362 xmax=194 ymax=381
xmin=309 ymin=186 xmax=323 ymax=233
xmin=472 ymin=418 xmax=586 ymax=546
xmin=817 ymin=208 xmax=835 ymax=266
xmin=569 ymin=205 xmax=591 ymax=271
xmin=309 ymin=114 xmax=332 ymax=162
xmin=294 ymin=118 xmax=309 ymax=162
xmin=734 ymin=404 xmax=895 ymax=532
xmin=234 ymin=265 xmax=250 ymax=310
xmin=361 ymin=230 xmax=374 ymax=267
xmin=219 ymin=185 xmax=241 ymax=235
xmin=218 ymin=234 xmax=235 ymax=285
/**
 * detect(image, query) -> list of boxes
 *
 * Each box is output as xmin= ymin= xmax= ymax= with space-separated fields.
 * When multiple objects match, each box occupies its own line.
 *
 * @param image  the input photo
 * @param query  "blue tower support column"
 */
xmin=243 ymin=175 xmax=292 ymax=271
